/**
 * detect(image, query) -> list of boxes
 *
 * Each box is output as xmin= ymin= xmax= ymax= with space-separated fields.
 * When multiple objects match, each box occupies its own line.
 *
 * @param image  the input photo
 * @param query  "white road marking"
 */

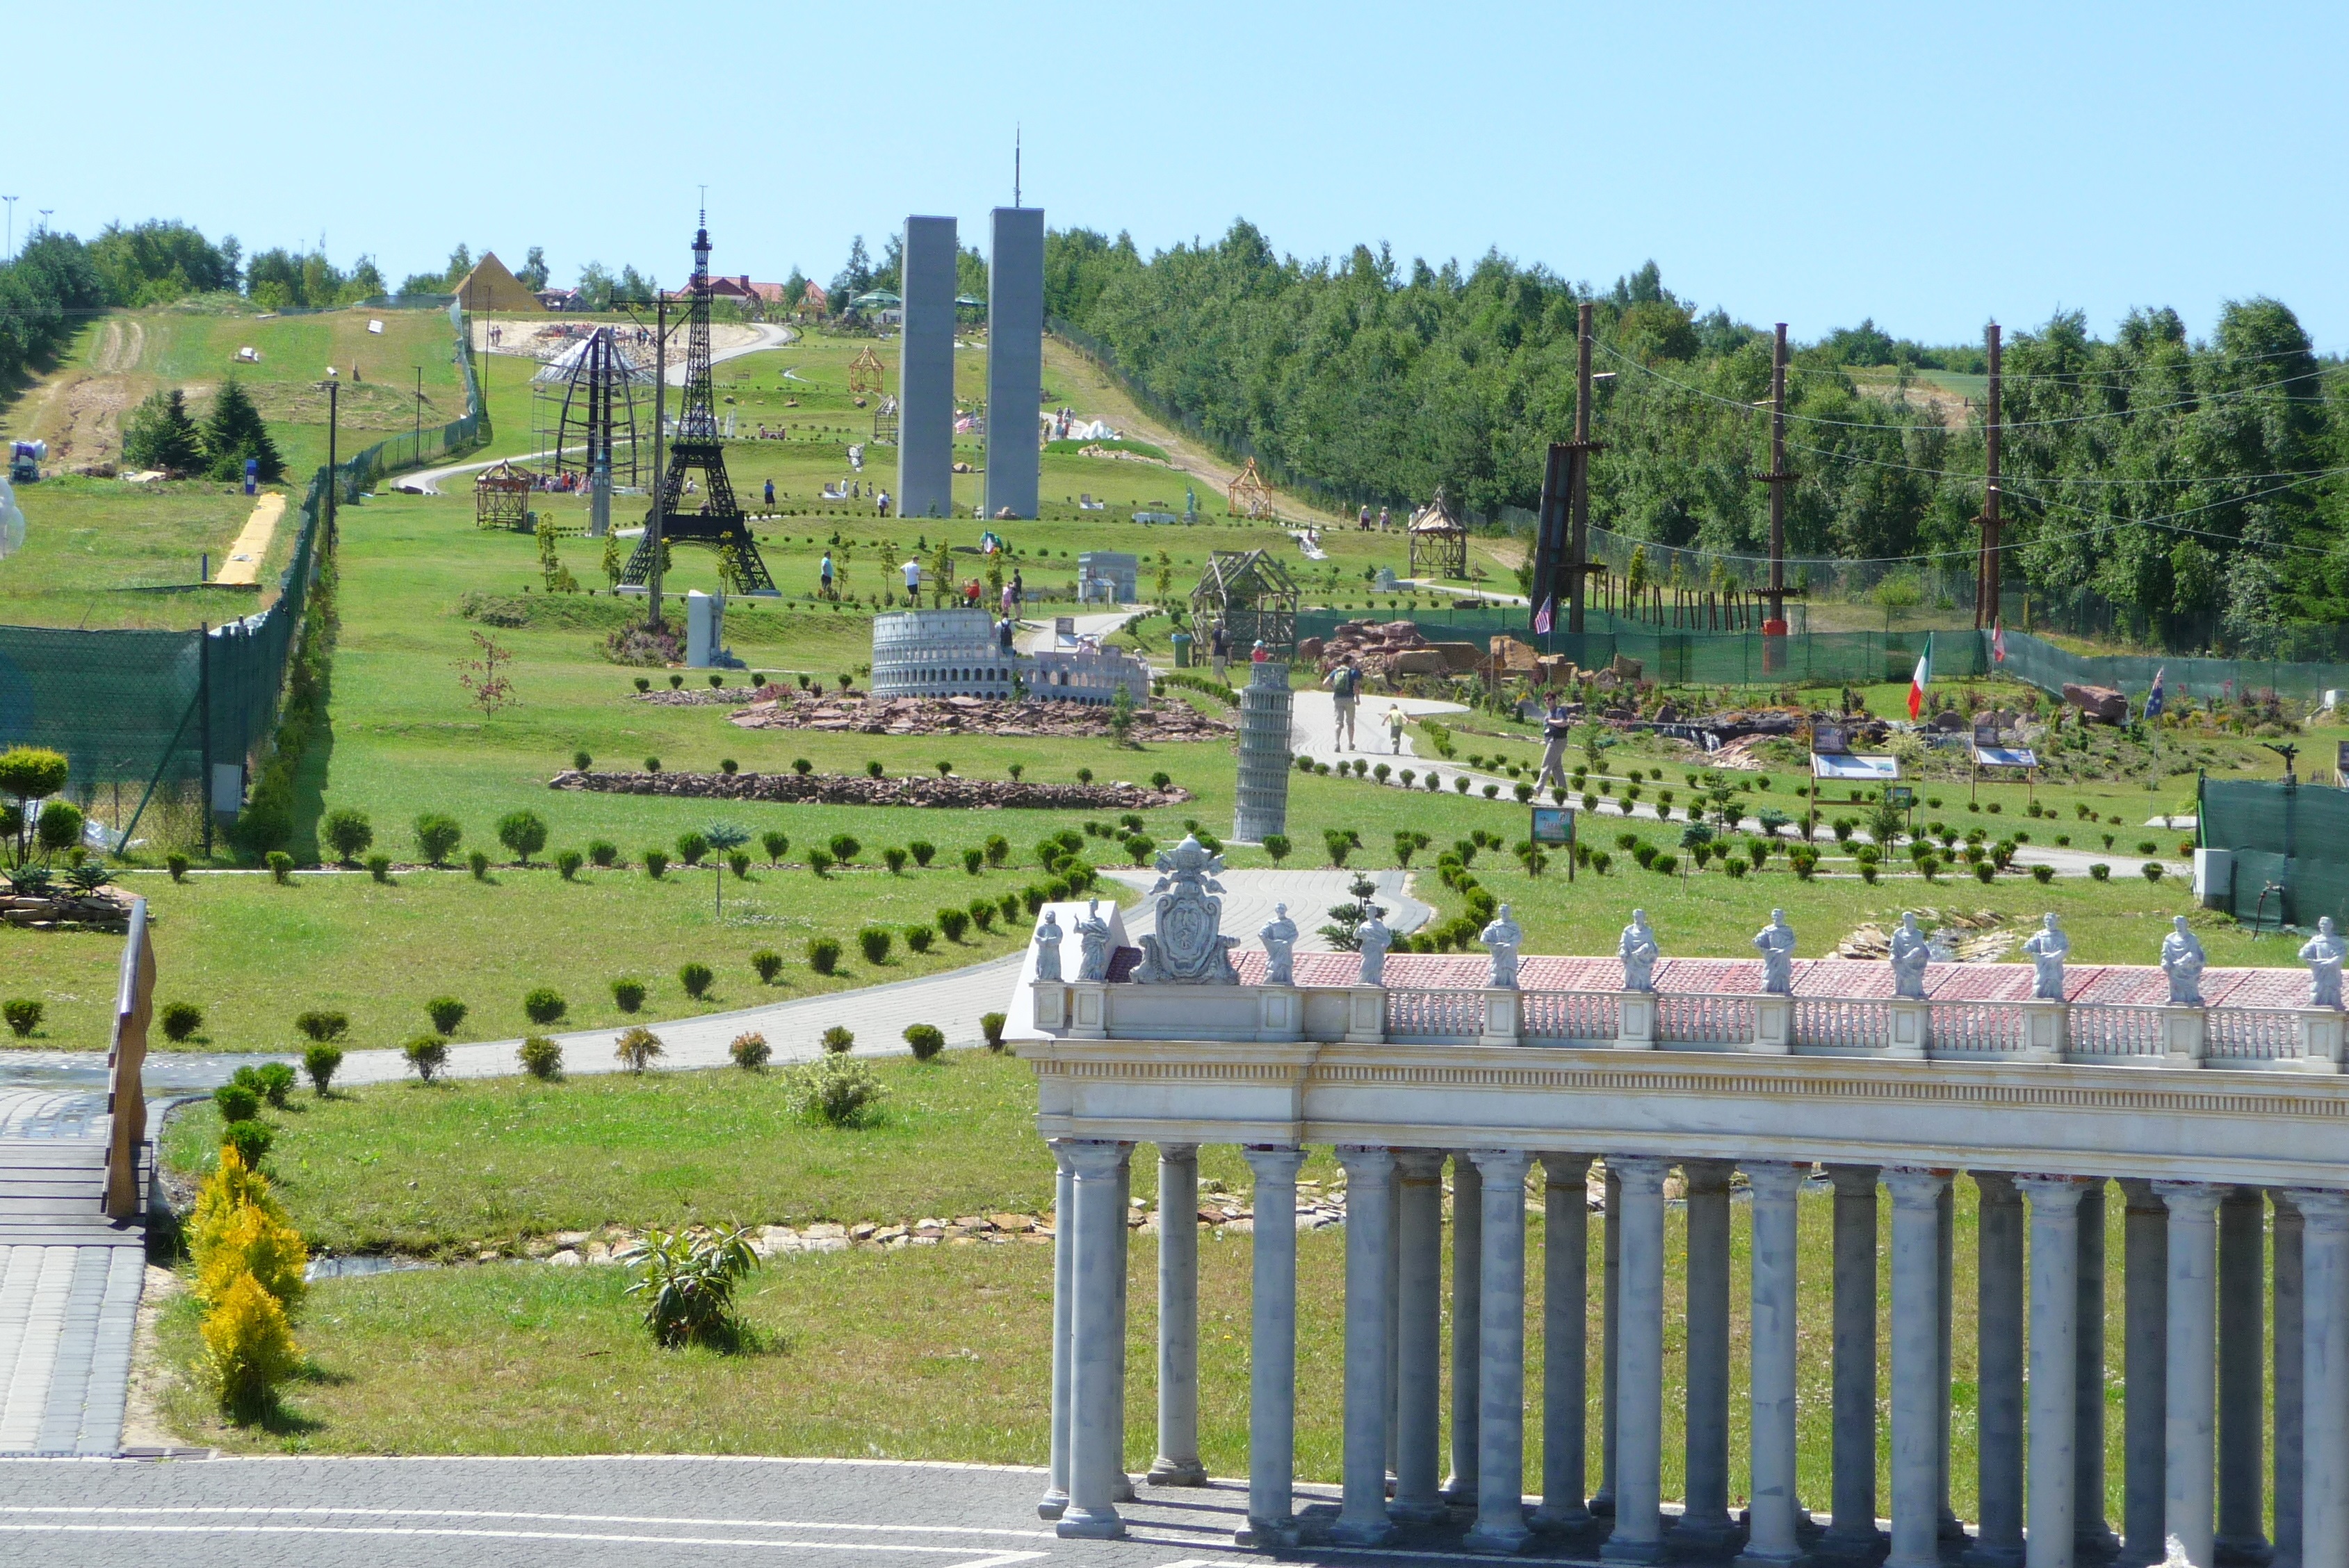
xmin=0 ymin=1503 xmax=1052 ymax=1539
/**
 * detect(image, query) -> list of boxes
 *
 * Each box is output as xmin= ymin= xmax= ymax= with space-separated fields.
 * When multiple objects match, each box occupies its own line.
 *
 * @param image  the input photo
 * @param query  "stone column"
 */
xmin=1739 ymin=1162 xmax=1807 ymax=1568
xmin=1387 ymin=1167 xmax=1402 ymax=1480
xmin=1538 ymin=1154 xmax=1593 ymax=1531
xmin=1059 ymin=1140 xmax=1132 ymax=1540
xmin=2293 ymin=1191 xmax=2349 ymax=1568
xmin=1041 ymin=1139 xmax=1078 ymax=1520
xmin=1392 ymin=1151 xmax=1448 ymax=1523
xmin=1602 ymin=1154 xmax=1670 ymax=1565
xmin=1334 ymin=1146 xmax=1399 ymax=1545
xmin=2021 ymin=1176 xmax=2087 ymax=1568
xmin=2121 ymin=1179 xmax=2170 ymax=1568
xmin=1238 ymin=1145 xmax=1306 ymax=1549
xmin=1111 ymin=1152 xmax=1135 ymax=1504
xmin=1969 ymin=1172 xmax=2027 ymax=1568
xmin=1597 ymin=1162 xmax=1622 ymax=1517
xmin=1679 ymin=1160 xmax=1737 ymax=1553
xmin=2156 ymin=1179 xmax=2223 ymax=1568
xmin=1446 ymin=1151 xmax=1484 ymax=1504
xmin=1467 ymin=1149 xmax=1535 ymax=1553
xmin=1940 ymin=1179 xmax=1962 ymax=1542
xmin=2275 ymin=1193 xmax=2305 ymax=1568
xmin=1823 ymin=1165 xmax=1883 ymax=1563
xmin=1146 ymin=1144 xmax=1205 ymax=1487
xmin=2076 ymin=1180 xmax=2119 ymax=1560
xmin=1885 ymin=1168 xmax=1951 ymax=1568
xmin=2217 ymin=1187 xmax=2270 ymax=1565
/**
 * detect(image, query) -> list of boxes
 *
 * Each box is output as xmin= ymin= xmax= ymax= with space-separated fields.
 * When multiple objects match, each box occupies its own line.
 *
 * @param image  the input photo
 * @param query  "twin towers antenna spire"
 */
xmin=1014 ymin=125 xmax=1021 ymax=208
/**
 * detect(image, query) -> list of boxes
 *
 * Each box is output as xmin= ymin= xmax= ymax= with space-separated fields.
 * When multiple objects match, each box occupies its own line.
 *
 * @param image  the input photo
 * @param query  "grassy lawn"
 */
xmin=154 ymin=1163 xmax=2150 ymax=1533
xmin=0 ymin=476 xmax=294 ymax=629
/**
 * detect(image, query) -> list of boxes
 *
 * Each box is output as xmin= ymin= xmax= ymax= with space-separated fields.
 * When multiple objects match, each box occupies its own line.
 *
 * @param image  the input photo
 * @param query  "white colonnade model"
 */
xmin=1012 ymin=838 xmax=2349 ymax=1558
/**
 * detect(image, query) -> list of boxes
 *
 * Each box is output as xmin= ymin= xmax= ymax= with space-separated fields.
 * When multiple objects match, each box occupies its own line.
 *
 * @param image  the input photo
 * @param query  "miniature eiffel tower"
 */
xmin=621 ymin=215 xmax=777 ymax=594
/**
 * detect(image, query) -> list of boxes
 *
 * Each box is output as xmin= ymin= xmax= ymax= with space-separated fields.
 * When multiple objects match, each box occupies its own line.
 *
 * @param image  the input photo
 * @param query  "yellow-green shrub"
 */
xmin=195 ymin=1202 xmax=308 ymax=1310
xmin=189 ymin=1143 xmax=288 ymax=1264
xmin=200 ymin=1271 xmax=300 ymax=1414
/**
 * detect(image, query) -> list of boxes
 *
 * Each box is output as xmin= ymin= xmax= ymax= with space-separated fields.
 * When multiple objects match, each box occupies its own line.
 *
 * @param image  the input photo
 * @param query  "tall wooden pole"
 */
xmin=1767 ymin=324 xmax=1787 ymax=623
xmin=648 ymin=292 xmax=669 ymax=631
xmin=1977 ymin=322 xmax=2003 ymax=629
xmin=1568 ymin=301 xmax=1595 ymax=635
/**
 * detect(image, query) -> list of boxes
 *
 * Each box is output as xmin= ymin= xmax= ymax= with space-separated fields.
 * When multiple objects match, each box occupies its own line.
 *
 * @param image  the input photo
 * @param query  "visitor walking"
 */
xmin=820 ymin=553 xmax=834 ymax=597
xmin=1210 ymin=621 xmax=1231 ymax=680
xmin=1537 ymin=695 xmax=1573 ymax=790
xmin=1011 ymin=569 xmax=1025 ymax=609
xmin=902 ymin=557 xmax=921 ymax=597
xmin=1358 ymin=504 xmax=1372 ymax=530
xmin=876 ymin=489 xmax=891 ymax=517
xmin=763 ymin=478 xmax=774 ymax=507
xmin=1326 ymin=657 xmax=1361 ymax=751
xmin=1376 ymin=505 xmax=1390 ymax=531
xmin=1385 ymin=702 xmax=1406 ymax=754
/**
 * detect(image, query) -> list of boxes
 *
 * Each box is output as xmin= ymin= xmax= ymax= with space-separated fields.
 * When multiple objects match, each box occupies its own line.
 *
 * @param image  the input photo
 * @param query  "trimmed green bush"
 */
xmin=322 ymin=808 xmax=373 ymax=866
xmin=751 ymin=949 xmax=785 ymax=983
xmin=982 ymin=1011 xmax=1007 ymax=1051
xmin=467 ymin=849 xmax=491 ymax=880
xmin=675 ymin=831 xmax=710 ymax=867
xmin=588 ymin=840 xmax=619 ymax=868
xmin=809 ymin=936 xmax=843 ymax=974
xmin=962 ymin=847 xmax=984 ymax=874
xmin=414 ymin=812 xmax=462 ymax=866
xmin=522 ymin=987 xmax=567 ymax=1025
xmin=937 ymin=908 xmax=970 ymax=942
xmin=642 ymin=849 xmax=669 ymax=879
xmin=820 ymin=1023 xmax=854 ymax=1054
xmin=904 ymin=1022 xmax=945 ymax=1061
xmin=519 ymin=1036 xmax=562 ymax=1079
xmin=678 ymin=961 xmax=714 ymax=999
xmin=222 ymin=1120 xmax=273 ymax=1166
xmin=496 ymin=810 xmax=549 ymax=866
xmin=859 ymin=926 xmax=893 ymax=965
xmin=213 ymin=1083 xmax=259 ymax=1122
xmin=910 ymin=840 xmax=936 ymax=867
xmin=906 ymin=923 xmax=934 ymax=954
xmin=302 ymin=1044 xmax=343 ymax=1095
xmin=403 ymin=1034 xmax=449 ymax=1083
xmin=166 ymin=854 xmax=190 ymax=883
xmin=884 ymin=846 xmax=909 ymax=875
xmin=2033 ymin=863 xmax=2056 ymax=884
xmin=611 ymin=977 xmax=647 ymax=1012
xmin=160 ymin=1001 xmax=204 ymax=1043
xmin=424 ymin=997 xmax=466 ymax=1036
xmin=2090 ymin=863 xmax=2112 ymax=881
xmin=366 ymin=854 xmax=392 ymax=883
xmin=761 ymin=831 xmax=790 ymax=865
xmin=730 ymin=1031 xmax=772 ymax=1071
xmin=266 ymin=851 xmax=293 ymax=884
xmin=556 ymin=849 xmax=584 ymax=881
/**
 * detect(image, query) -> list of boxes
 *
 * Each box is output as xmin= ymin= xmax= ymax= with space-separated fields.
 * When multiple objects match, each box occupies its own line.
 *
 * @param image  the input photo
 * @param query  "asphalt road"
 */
xmin=0 ymin=1455 xmax=1607 ymax=1567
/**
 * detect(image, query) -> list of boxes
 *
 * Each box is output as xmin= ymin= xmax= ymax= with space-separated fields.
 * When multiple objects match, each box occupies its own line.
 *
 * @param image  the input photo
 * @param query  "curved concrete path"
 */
xmin=400 ymin=321 xmax=797 ymax=496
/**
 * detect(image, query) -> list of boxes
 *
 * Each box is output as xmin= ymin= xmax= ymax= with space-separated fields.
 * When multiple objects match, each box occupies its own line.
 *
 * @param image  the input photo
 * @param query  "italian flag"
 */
xmin=1908 ymin=633 xmax=1934 ymax=720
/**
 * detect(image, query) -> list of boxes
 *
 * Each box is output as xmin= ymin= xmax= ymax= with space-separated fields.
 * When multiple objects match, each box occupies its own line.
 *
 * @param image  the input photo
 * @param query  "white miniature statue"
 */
xmin=2302 ymin=915 xmax=2348 ymax=1010
xmin=1357 ymin=901 xmax=1392 ymax=988
xmin=1754 ymin=908 xmax=1797 ymax=995
xmin=1481 ymin=902 xmax=1525 ymax=990
xmin=1033 ymin=909 xmax=1064 ymax=984
xmin=1888 ymin=912 xmax=1931 ymax=1001
xmin=1618 ymin=909 xmax=1659 ymax=994
xmin=1073 ymin=899 xmax=1113 ymax=983
xmin=2022 ymin=913 xmax=2071 ymax=1002
xmin=1260 ymin=901 xmax=1299 ymax=986
xmin=2161 ymin=915 xmax=2206 ymax=1006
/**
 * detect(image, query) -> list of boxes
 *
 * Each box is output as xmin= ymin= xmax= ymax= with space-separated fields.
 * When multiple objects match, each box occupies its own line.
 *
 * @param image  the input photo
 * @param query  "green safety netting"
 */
xmin=2200 ymin=779 xmax=2349 ymax=932
xmin=0 ymin=300 xmax=486 ymax=843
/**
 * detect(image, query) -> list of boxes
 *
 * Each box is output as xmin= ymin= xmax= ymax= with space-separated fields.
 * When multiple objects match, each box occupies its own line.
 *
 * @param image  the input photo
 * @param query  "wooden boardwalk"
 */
xmin=0 ymin=1090 xmax=148 ymax=1456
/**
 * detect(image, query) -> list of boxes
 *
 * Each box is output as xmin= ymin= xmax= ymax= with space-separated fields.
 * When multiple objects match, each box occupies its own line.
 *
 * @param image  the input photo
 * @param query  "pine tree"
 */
xmin=122 ymin=388 xmax=204 ymax=475
xmin=202 ymin=377 xmax=284 ymax=482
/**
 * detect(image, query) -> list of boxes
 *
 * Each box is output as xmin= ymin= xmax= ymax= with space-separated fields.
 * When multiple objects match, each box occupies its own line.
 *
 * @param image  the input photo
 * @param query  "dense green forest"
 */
xmin=1042 ymin=222 xmax=2349 ymax=656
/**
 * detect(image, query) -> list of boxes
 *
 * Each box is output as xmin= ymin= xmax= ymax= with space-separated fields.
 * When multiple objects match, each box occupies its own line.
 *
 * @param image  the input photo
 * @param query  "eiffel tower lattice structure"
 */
xmin=621 ymin=215 xmax=778 ymax=595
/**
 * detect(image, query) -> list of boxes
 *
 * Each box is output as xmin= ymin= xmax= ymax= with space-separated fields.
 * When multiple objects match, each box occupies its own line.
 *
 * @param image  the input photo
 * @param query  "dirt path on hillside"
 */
xmin=21 ymin=318 xmax=149 ymax=470
xmin=1042 ymin=335 xmax=1348 ymax=528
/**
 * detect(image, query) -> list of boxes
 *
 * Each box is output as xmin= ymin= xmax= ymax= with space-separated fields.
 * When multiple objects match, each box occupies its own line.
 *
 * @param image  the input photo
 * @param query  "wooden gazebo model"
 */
xmin=1226 ymin=457 xmax=1277 ymax=520
xmin=1190 ymin=548 xmax=1301 ymax=656
xmin=847 ymin=347 xmax=886 ymax=397
xmin=474 ymin=459 xmax=531 ymax=532
xmin=1407 ymin=486 xmax=1469 ymax=580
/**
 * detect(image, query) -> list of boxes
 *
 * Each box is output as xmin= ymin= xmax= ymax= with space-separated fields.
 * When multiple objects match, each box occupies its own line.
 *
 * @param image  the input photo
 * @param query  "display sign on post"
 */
xmin=1531 ymin=805 xmax=1576 ymax=881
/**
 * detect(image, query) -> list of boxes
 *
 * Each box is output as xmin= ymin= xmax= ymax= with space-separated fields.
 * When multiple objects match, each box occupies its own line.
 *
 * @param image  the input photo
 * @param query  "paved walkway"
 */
xmin=0 ymin=1092 xmax=146 ymax=1457
xmin=0 ymin=1453 xmax=1613 ymax=1567
xmin=211 ymin=493 xmax=285 ymax=585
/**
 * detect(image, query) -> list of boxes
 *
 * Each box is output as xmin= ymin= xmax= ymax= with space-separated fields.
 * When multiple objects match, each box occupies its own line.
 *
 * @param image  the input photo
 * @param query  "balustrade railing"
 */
xmin=1385 ymin=989 xmax=1487 ymax=1041
xmin=1928 ymin=1000 xmax=2030 ymax=1056
xmin=1523 ymin=990 xmax=1619 ymax=1043
xmin=2206 ymin=1008 xmax=2302 ymax=1062
xmin=1658 ymin=993 xmax=1755 ymax=1046
xmin=1795 ymin=998 xmax=1892 ymax=1052
xmin=2067 ymin=1004 xmax=2170 ymax=1058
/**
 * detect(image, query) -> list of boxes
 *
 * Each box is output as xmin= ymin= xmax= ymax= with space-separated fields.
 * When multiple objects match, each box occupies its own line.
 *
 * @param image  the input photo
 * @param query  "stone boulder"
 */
xmin=2063 ymin=683 xmax=2128 ymax=725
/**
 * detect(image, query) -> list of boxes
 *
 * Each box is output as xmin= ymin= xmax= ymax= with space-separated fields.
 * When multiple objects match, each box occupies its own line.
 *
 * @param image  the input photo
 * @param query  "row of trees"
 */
xmin=1038 ymin=222 xmax=2348 ymax=655
xmin=122 ymin=381 xmax=284 ymax=481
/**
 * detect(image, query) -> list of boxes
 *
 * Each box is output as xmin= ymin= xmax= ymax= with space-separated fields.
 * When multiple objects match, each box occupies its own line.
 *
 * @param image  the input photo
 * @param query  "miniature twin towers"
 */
xmin=898 ymin=207 xmax=1043 ymax=520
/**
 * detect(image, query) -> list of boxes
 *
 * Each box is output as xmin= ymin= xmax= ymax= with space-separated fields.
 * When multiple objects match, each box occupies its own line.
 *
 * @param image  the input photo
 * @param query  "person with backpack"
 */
xmin=1326 ymin=657 xmax=1361 ymax=750
xmin=1537 ymin=694 xmax=1574 ymax=790
xmin=1210 ymin=621 xmax=1231 ymax=680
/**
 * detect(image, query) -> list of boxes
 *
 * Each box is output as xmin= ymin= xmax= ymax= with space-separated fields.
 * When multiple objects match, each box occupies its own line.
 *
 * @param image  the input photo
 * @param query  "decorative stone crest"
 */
xmin=1033 ymin=909 xmax=1064 ymax=983
xmin=2023 ymin=914 xmax=2070 ymax=1002
xmin=1481 ymin=902 xmax=1524 ymax=990
xmin=1258 ymin=902 xmax=1299 ymax=986
xmin=1889 ymin=912 xmax=1931 ymax=1000
xmin=1132 ymin=835 xmax=1239 ymax=986
xmin=2161 ymin=915 xmax=2206 ymax=1006
xmin=1618 ymin=910 xmax=1659 ymax=994
xmin=1357 ymin=901 xmax=1392 ymax=988
xmin=1073 ymin=899 xmax=1113 ymax=983
xmin=1754 ymin=908 xmax=1796 ymax=995
xmin=2302 ymin=916 xmax=2347 ymax=1010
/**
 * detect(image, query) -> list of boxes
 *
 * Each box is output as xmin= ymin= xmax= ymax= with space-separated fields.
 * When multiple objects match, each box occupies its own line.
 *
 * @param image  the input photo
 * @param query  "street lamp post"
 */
xmin=1 ymin=199 xmax=15 ymax=260
xmin=413 ymin=366 xmax=424 ymax=461
xmin=317 ymin=368 xmax=343 ymax=548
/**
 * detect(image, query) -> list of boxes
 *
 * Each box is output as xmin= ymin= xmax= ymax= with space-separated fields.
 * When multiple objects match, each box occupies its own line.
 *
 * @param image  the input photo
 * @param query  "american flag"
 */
xmin=1533 ymin=596 xmax=1554 ymax=635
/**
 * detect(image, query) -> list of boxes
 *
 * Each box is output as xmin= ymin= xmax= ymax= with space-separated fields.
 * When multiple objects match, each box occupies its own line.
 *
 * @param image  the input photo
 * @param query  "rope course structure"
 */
xmin=1226 ymin=456 xmax=1277 ymax=520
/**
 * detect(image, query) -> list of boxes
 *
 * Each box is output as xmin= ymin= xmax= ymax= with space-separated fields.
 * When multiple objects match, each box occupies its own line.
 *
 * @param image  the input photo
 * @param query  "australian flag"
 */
xmin=2144 ymin=667 xmax=2166 ymax=721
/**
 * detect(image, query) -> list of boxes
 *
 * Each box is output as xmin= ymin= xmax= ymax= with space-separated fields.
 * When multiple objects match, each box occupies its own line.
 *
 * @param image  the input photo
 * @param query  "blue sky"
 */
xmin=11 ymin=1 xmax=2346 ymax=348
